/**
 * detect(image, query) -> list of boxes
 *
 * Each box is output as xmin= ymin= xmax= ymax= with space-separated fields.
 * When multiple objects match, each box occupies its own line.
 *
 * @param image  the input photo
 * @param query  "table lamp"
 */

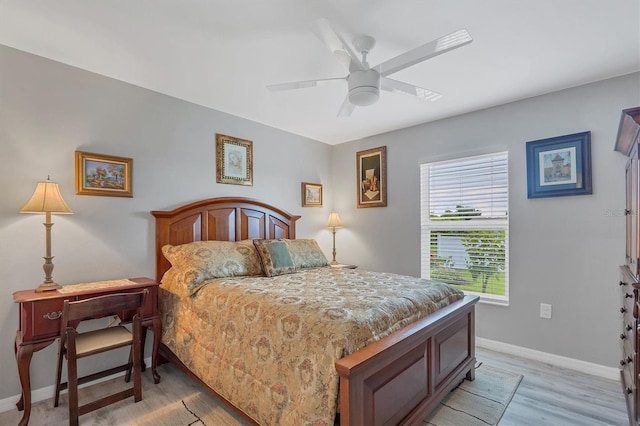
xmin=326 ymin=211 xmax=344 ymax=265
xmin=20 ymin=177 xmax=73 ymax=292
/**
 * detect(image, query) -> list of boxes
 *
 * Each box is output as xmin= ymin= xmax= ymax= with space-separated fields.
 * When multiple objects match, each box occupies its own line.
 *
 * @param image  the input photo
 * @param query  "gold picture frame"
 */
xmin=216 ymin=134 xmax=253 ymax=186
xmin=357 ymin=146 xmax=387 ymax=208
xmin=301 ymin=182 xmax=323 ymax=207
xmin=75 ymin=151 xmax=133 ymax=197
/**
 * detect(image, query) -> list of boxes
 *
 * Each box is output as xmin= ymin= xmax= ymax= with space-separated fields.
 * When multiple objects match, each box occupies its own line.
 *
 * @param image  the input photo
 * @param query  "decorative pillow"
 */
xmin=253 ymin=239 xmax=297 ymax=277
xmin=161 ymin=239 xmax=263 ymax=294
xmin=284 ymin=239 xmax=329 ymax=269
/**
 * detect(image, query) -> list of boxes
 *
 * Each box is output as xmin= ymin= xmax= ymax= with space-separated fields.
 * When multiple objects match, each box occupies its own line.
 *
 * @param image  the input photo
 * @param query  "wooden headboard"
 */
xmin=150 ymin=197 xmax=301 ymax=281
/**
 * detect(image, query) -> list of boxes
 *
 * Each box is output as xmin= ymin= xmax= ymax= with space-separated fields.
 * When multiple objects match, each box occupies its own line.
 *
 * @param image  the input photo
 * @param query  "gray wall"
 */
xmin=0 ymin=45 xmax=332 ymax=400
xmin=1 ymin=41 xmax=637 ymax=403
xmin=331 ymin=72 xmax=640 ymax=368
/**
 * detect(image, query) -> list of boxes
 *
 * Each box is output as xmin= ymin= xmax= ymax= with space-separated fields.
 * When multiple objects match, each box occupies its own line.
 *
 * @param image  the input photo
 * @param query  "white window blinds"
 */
xmin=420 ymin=152 xmax=509 ymax=304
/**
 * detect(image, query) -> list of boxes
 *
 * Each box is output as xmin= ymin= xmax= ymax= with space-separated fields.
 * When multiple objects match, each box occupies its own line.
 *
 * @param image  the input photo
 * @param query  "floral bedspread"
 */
xmin=159 ymin=267 xmax=463 ymax=426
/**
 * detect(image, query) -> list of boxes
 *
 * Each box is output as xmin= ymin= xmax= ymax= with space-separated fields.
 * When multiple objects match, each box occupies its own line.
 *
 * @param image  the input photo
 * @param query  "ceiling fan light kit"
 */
xmin=267 ymin=19 xmax=472 ymax=116
xmin=348 ymin=69 xmax=380 ymax=106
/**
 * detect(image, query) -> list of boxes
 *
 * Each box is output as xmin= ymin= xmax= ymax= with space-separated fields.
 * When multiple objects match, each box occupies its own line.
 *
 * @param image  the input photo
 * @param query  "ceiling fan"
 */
xmin=267 ymin=19 xmax=473 ymax=117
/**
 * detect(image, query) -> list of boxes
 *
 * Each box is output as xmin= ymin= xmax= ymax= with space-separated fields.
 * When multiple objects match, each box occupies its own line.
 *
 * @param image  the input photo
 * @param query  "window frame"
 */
xmin=420 ymin=151 xmax=509 ymax=306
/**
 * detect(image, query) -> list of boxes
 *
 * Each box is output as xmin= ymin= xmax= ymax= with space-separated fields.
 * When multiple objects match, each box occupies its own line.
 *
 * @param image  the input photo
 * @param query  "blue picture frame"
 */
xmin=526 ymin=131 xmax=592 ymax=199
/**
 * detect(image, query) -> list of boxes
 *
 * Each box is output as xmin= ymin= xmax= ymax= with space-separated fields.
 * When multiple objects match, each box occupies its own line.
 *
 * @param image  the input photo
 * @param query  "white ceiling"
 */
xmin=0 ymin=0 xmax=638 ymax=145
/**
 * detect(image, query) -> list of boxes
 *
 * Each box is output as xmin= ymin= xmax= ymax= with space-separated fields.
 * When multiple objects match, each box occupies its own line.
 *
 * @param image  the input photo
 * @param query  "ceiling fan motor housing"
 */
xmin=348 ymin=69 xmax=380 ymax=106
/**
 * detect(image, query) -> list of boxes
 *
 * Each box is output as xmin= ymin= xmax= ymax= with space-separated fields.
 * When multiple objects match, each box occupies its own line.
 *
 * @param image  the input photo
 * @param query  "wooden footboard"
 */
xmin=335 ymin=295 xmax=478 ymax=426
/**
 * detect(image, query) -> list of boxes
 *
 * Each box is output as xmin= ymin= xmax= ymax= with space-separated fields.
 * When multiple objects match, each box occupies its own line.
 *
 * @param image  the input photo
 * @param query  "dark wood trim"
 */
xmin=151 ymin=197 xmax=300 ymax=282
xmin=615 ymin=107 xmax=640 ymax=156
xmin=335 ymin=295 xmax=477 ymax=425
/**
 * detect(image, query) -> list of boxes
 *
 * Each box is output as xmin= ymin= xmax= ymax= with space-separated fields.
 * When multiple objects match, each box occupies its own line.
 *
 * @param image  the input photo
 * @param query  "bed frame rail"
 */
xmin=336 ymin=295 xmax=477 ymax=425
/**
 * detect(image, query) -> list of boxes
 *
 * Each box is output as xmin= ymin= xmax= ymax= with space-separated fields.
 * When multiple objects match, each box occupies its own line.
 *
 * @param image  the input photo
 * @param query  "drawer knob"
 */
xmin=621 ymin=357 xmax=633 ymax=366
xmin=622 ymin=307 xmax=628 ymax=314
xmin=621 ymin=281 xmax=628 ymax=286
xmin=626 ymin=293 xmax=633 ymax=299
xmin=621 ymin=333 xmax=627 ymax=340
xmin=627 ymin=324 xmax=633 ymax=331
xmin=627 ymin=387 xmax=633 ymax=395
xmin=43 ymin=311 xmax=62 ymax=320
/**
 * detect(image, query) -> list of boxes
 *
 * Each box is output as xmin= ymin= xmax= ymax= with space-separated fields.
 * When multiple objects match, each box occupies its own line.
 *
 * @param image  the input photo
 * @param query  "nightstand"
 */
xmin=13 ymin=277 xmax=161 ymax=426
xmin=330 ymin=263 xmax=358 ymax=269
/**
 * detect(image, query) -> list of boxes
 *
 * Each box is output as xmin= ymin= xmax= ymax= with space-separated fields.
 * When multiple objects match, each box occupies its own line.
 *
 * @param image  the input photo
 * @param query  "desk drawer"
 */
xmin=22 ymin=298 xmax=71 ymax=342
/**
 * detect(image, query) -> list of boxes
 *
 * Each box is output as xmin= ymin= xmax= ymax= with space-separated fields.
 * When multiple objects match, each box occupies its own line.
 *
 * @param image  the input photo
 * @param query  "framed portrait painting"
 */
xmin=357 ymin=146 xmax=387 ymax=208
xmin=216 ymin=134 xmax=253 ymax=186
xmin=75 ymin=151 xmax=133 ymax=197
xmin=301 ymin=182 xmax=322 ymax=207
xmin=525 ymin=131 xmax=592 ymax=198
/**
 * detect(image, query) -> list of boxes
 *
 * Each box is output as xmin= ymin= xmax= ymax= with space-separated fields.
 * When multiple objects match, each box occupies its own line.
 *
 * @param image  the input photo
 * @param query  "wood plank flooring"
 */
xmin=476 ymin=347 xmax=628 ymax=425
xmin=0 ymin=347 xmax=628 ymax=425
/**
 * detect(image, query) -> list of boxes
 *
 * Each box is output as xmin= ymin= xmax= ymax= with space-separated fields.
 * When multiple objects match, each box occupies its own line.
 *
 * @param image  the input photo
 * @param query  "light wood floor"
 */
xmin=0 ymin=347 xmax=628 ymax=425
xmin=476 ymin=347 xmax=628 ymax=425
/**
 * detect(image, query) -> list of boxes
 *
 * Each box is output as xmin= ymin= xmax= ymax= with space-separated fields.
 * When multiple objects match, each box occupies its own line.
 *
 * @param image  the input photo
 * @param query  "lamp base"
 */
xmin=35 ymin=282 xmax=62 ymax=292
xmin=331 ymin=260 xmax=340 ymax=265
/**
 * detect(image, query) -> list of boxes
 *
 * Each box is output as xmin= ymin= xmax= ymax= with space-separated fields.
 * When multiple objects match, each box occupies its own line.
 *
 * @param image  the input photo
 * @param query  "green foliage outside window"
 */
xmin=429 ymin=206 xmax=506 ymax=295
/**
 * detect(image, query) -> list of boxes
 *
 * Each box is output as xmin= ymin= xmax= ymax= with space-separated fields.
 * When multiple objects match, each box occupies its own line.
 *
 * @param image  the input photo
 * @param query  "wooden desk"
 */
xmin=13 ymin=277 xmax=162 ymax=426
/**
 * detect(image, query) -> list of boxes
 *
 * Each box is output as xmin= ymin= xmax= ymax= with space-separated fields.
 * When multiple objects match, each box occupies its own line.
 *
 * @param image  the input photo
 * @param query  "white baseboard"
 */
xmin=0 ymin=356 xmax=152 ymax=414
xmin=476 ymin=337 xmax=619 ymax=381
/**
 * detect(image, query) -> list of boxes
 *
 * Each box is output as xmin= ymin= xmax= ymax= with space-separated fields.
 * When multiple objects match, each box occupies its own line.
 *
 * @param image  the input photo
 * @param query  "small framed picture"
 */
xmin=75 ymin=151 xmax=133 ymax=197
xmin=216 ymin=134 xmax=253 ymax=186
xmin=526 ymin=131 xmax=592 ymax=198
xmin=357 ymin=146 xmax=387 ymax=208
xmin=301 ymin=182 xmax=323 ymax=207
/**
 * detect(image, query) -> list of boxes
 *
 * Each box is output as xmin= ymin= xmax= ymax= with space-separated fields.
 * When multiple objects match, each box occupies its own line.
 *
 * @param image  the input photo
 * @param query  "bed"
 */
xmin=151 ymin=197 xmax=479 ymax=425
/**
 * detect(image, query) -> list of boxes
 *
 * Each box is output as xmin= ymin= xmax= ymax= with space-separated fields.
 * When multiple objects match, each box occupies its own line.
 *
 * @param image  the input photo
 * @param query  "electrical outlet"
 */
xmin=540 ymin=303 xmax=552 ymax=319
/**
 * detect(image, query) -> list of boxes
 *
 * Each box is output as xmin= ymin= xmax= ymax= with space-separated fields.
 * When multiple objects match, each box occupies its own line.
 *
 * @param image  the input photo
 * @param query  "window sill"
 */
xmin=464 ymin=290 xmax=509 ymax=307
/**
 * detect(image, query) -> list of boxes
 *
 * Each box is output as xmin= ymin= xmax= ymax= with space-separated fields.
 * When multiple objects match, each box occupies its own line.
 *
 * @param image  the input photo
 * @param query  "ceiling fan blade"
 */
xmin=374 ymin=29 xmax=473 ymax=77
xmin=381 ymin=77 xmax=442 ymax=101
xmin=313 ymin=18 xmax=365 ymax=70
xmin=267 ymin=77 xmax=345 ymax=92
xmin=337 ymin=96 xmax=355 ymax=117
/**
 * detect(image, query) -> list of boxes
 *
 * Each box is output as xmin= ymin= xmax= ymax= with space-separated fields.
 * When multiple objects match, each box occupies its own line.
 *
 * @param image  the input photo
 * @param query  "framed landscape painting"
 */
xmin=525 ymin=131 xmax=592 ymax=198
xmin=75 ymin=151 xmax=133 ymax=197
xmin=357 ymin=146 xmax=387 ymax=208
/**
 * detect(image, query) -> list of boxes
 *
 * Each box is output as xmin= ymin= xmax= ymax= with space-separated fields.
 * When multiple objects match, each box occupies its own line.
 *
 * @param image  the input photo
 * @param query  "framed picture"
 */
xmin=75 ymin=151 xmax=133 ymax=197
xmin=526 ymin=131 xmax=592 ymax=199
xmin=357 ymin=146 xmax=387 ymax=208
xmin=301 ymin=182 xmax=323 ymax=207
xmin=216 ymin=134 xmax=253 ymax=186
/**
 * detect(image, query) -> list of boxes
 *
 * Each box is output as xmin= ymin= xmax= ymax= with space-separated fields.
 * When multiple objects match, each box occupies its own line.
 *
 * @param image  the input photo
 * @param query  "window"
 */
xmin=420 ymin=152 xmax=509 ymax=305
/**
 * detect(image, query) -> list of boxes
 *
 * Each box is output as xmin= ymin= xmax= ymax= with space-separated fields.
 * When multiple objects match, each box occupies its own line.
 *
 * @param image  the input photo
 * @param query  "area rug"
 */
xmin=423 ymin=363 xmax=523 ymax=426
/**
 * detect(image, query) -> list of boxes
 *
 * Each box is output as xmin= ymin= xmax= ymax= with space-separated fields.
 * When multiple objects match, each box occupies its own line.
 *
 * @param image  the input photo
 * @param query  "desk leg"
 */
xmin=151 ymin=317 xmax=162 ymax=384
xmin=140 ymin=327 xmax=148 ymax=372
xmin=15 ymin=338 xmax=34 ymax=426
xmin=14 ymin=333 xmax=54 ymax=426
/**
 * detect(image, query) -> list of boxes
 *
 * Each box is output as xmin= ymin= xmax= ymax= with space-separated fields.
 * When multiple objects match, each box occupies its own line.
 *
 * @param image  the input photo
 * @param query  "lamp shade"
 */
xmin=326 ymin=211 xmax=344 ymax=228
xmin=20 ymin=180 xmax=73 ymax=214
